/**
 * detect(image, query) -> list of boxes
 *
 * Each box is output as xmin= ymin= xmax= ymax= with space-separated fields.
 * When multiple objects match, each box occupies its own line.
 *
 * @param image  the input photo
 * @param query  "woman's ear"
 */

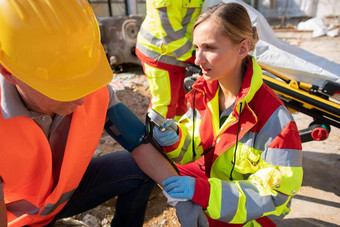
xmin=238 ymin=39 xmax=251 ymax=58
xmin=0 ymin=65 xmax=16 ymax=84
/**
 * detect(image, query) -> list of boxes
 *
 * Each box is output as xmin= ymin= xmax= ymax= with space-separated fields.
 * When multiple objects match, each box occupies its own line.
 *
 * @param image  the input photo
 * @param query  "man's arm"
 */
xmin=131 ymin=143 xmax=178 ymax=187
xmin=104 ymin=101 xmax=179 ymax=187
xmin=0 ymin=180 xmax=7 ymax=227
xmin=132 ymin=143 xmax=208 ymax=227
xmin=104 ymin=101 xmax=208 ymax=226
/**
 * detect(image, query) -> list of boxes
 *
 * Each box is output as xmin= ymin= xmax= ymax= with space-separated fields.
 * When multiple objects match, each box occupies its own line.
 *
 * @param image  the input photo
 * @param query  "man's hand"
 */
xmin=175 ymin=201 xmax=209 ymax=227
xmin=153 ymin=119 xmax=179 ymax=146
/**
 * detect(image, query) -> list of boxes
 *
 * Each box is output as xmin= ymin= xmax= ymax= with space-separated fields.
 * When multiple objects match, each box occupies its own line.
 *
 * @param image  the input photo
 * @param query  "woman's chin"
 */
xmin=203 ymin=74 xmax=214 ymax=81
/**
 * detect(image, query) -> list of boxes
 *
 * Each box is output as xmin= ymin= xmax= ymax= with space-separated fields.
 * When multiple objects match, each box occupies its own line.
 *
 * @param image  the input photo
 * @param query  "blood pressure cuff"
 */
xmin=105 ymin=102 xmax=147 ymax=152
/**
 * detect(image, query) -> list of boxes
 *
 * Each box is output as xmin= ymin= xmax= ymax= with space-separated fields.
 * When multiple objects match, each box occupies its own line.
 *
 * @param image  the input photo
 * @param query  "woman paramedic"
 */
xmin=155 ymin=2 xmax=303 ymax=226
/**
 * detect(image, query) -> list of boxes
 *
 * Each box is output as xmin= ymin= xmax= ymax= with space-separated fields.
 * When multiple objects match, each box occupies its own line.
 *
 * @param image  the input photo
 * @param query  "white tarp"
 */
xmin=203 ymin=0 xmax=340 ymax=88
xmin=257 ymin=0 xmax=316 ymax=19
xmin=297 ymin=17 xmax=340 ymax=38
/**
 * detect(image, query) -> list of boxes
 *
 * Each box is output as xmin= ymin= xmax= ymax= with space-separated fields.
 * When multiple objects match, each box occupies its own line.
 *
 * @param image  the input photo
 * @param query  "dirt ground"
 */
xmin=55 ymin=24 xmax=340 ymax=227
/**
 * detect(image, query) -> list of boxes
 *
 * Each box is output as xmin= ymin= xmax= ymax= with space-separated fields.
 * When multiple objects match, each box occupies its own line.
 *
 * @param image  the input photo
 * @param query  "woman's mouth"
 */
xmin=201 ymin=68 xmax=211 ymax=75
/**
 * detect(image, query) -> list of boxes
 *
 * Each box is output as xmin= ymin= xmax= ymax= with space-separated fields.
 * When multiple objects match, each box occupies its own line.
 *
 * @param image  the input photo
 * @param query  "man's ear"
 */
xmin=0 ymin=65 xmax=16 ymax=84
xmin=238 ymin=39 xmax=251 ymax=58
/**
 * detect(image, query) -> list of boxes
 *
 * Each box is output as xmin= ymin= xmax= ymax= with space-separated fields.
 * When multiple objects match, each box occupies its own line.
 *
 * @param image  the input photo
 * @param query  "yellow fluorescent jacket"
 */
xmin=136 ymin=0 xmax=204 ymax=67
xmin=165 ymin=57 xmax=303 ymax=225
xmin=0 ymin=87 xmax=109 ymax=227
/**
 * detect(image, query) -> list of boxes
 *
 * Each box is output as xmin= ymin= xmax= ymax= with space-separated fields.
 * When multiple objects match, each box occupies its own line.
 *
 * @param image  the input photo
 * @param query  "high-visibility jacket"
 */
xmin=164 ymin=57 xmax=303 ymax=226
xmin=136 ymin=0 xmax=204 ymax=67
xmin=0 ymin=86 xmax=109 ymax=227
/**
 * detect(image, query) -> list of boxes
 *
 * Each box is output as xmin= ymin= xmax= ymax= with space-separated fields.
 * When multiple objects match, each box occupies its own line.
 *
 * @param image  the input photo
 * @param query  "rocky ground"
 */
xmin=55 ymin=20 xmax=340 ymax=227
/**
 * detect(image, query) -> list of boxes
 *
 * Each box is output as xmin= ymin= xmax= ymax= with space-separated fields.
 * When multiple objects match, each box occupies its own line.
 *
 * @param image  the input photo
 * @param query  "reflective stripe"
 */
xmin=255 ymin=106 xmax=294 ymax=151
xmin=218 ymin=181 xmax=239 ymax=223
xmin=266 ymin=198 xmax=291 ymax=224
xmin=158 ymin=8 xmax=184 ymax=41
xmin=137 ymin=6 xmax=196 ymax=65
xmin=173 ymin=132 xmax=191 ymax=163
xmin=239 ymin=181 xmax=276 ymax=222
xmin=172 ymin=39 xmax=192 ymax=58
xmin=272 ymin=192 xmax=290 ymax=207
xmin=158 ymin=7 xmax=194 ymax=44
xmin=139 ymin=26 xmax=163 ymax=47
xmin=139 ymin=8 xmax=194 ymax=47
xmin=41 ymin=189 xmax=75 ymax=215
xmin=184 ymin=108 xmax=201 ymax=121
xmin=237 ymin=113 xmax=302 ymax=167
xmin=6 ymin=200 xmax=40 ymax=217
xmin=263 ymin=148 xmax=302 ymax=167
xmin=182 ymin=8 xmax=195 ymax=28
xmin=7 ymin=189 xmax=76 ymax=217
xmin=239 ymin=131 xmax=256 ymax=147
xmin=136 ymin=41 xmax=187 ymax=67
xmin=172 ymin=108 xmax=201 ymax=162
xmin=157 ymin=7 xmax=193 ymax=58
xmin=163 ymin=27 xmax=186 ymax=44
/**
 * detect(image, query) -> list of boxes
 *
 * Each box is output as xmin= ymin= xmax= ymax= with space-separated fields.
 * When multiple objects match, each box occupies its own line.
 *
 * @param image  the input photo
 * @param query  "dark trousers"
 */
xmin=47 ymin=150 xmax=155 ymax=227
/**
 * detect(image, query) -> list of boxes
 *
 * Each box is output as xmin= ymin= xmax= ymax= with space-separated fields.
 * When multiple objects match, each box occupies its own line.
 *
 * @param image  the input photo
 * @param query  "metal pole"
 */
xmin=125 ymin=0 xmax=138 ymax=15
xmin=108 ymin=0 xmax=112 ymax=16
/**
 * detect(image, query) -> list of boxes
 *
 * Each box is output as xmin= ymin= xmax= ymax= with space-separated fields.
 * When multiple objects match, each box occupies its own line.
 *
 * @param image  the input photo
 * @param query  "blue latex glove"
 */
xmin=153 ymin=119 xmax=179 ymax=146
xmin=163 ymin=176 xmax=195 ymax=200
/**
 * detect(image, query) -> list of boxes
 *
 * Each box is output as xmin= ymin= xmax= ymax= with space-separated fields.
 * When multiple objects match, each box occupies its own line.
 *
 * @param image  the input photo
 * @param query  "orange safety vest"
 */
xmin=0 ymin=86 xmax=109 ymax=227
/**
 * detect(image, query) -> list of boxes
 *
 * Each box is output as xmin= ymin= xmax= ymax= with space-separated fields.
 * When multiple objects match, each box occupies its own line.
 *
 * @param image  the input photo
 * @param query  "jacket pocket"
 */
xmin=234 ymin=143 xmax=261 ymax=174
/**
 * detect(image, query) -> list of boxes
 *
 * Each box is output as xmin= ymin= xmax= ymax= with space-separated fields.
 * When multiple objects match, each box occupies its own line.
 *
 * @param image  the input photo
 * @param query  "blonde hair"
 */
xmin=194 ymin=2 xmax=259 ymax=51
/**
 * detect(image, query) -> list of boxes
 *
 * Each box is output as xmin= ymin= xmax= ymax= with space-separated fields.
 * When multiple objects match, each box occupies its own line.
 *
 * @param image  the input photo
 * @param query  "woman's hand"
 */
xmin=153 ymin=119 xmax=179 ymax=146
xmin=163 ymin=176 xmax=195 ymax=200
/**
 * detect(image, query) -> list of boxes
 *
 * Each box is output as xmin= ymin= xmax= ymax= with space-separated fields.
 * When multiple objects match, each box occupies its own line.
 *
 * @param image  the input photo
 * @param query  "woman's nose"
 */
xmin=194 ymin=50 xmax=204 ymax=66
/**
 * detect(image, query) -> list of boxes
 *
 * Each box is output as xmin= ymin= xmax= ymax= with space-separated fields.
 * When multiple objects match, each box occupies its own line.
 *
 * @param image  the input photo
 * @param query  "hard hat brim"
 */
xmin=4 ymin=45 xmax=113 ymax=102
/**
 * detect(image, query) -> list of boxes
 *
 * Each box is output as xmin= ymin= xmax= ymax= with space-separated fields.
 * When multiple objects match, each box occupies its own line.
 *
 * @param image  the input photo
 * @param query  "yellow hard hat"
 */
xmin=0 ymin=0 xmax=113 ymax=101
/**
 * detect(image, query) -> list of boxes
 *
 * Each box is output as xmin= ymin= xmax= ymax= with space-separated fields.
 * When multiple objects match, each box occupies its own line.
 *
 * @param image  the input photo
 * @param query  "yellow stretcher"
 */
xmin=184 ymin=62 xmax=340 ymax=143
xmin=261 ymin=67 xmax=340 ymax=143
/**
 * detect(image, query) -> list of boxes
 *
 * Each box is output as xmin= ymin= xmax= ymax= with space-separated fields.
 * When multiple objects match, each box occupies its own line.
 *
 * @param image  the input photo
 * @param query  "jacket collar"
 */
xmin=189 ymin=56 xmax=264 ymax=142
xmin=233 ymin=56 xmax=263 ymax=117
xmin=189 ymin=56 xmax=263 ymax=114
xmin=0 ymin=75 xmax=31 ymax=119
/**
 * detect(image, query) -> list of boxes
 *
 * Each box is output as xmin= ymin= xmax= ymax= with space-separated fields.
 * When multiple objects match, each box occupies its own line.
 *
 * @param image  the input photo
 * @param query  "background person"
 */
xmin=0 ymin=0 xmax=206 ymax=226
xmin=154 ymin=2 xmax=303 ymax=226
xmin=136 ymin=0 xmax=204 ymax=120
